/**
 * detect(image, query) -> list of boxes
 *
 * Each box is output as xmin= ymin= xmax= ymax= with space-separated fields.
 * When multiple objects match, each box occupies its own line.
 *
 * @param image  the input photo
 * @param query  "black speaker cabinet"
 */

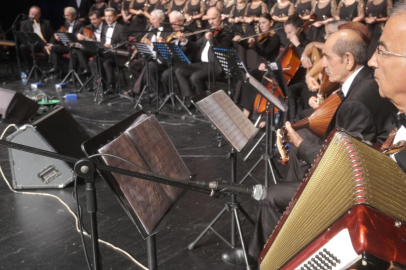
xmin=0 ymin=88 xmax=39 ymax=124
xmin=7 ymin=125 xmax=74 ymax=189
xmin=32 ymin=106 xmax=91 ymax=165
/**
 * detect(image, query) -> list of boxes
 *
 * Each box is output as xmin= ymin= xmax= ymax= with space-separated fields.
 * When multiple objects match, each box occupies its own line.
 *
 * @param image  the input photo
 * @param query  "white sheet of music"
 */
xmin=196 ymin=90 xmax=258 ymax=152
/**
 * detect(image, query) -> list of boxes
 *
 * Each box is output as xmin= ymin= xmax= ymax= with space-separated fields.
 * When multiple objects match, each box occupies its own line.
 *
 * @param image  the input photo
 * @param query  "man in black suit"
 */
xmin=19 ymin=6 xmax=54 ymax=71
xmin=89 ymin=7 xmax=126 ymax=92
xmin=368 ymin=3 xmax=406 ymax=173
xmin=67 ymin=0 xmax=92 ymax=24
xmin=47 ymin=7 xmax=84 ymax=74
xmin=175 ymin=7 xmax=234 ymax=106
xmin=222 ymin=29 xmax=397 ymax=267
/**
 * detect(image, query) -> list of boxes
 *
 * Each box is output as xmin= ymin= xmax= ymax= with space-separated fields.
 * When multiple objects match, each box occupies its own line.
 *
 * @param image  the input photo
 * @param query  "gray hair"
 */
xmin=151 ymin=9 xmax=165 ymax=20
xmin=332 ymin=33 xmax=368 ymax=65
xmin=64 ymin=7 xmax=77 ymax=16
xmin=169 ymin=10 xmax=184 ymax=20
xmin=326 ymin=20 xmax=347 ymax=32
xmin=105 ymin=7 xmax=117 ymax=16
xmin=389 ymin=1 xmax=406 ymax=17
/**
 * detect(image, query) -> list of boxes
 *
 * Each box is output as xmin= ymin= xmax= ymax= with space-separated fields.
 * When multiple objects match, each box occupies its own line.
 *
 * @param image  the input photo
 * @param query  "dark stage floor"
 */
xmin=0 ymin=66 xmax=286 ymax=270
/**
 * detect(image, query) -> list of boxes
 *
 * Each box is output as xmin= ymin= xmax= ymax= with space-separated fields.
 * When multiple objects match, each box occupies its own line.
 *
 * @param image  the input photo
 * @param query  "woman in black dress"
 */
xmin=236 ymin=13 xmax=281 ymax=118
xmin=183 ymin=0 xmax=206 ymax=30
xmin=221 ymin=0 xmax=236 ymax=24
xmin=91 ymin=0 xmax=108 ymax=16
xmin=334 ymin=0 xmax=365 ymax=22
xmin=109 ymin=0 xmax=124 ymax=23
xmin=295 ymin=0 xmax=312 ymax=39
xmin=129 ymin=0 xmax=148 ymax=31
xmin=122 ymin=0 xmax=134 ymax=25
xmin=364 ymin=0 xmax=392 ymax=57
xmin=270 ymin=0 xmax=295 ymax=46
xmin=309 ymin=0 xmax=337 ymax=42
xmin=167 ymin=0 xmax=188 ymax=15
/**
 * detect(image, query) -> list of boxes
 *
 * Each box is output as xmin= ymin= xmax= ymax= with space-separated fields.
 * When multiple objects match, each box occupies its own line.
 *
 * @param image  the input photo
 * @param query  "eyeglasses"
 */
xmin=376 ymin=46 xmax=406 ymax=58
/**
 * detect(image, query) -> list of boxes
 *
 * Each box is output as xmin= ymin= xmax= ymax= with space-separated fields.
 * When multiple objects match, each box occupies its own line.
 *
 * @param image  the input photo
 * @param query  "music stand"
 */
xmin=240 ymin=69 xmax=288 ymax=187
xmin=153 ymin=42 xmax=193 ymax=115
xmin=56 ymin=32 xmax=84 ymax=87
xmin=13 ymin=31 xmax=47 ymax=82
xmin=78 ymin=40 xmax=106 ymax=103
xmin=82 ymin=111 xmax=192 ymax=269
xmin=133 ymin=43 xmax=158 ymax=110
xmin=213 ymin=46 xmax=247 ymax=98
xmin=190 ymin=88 xmax=258 ymax=268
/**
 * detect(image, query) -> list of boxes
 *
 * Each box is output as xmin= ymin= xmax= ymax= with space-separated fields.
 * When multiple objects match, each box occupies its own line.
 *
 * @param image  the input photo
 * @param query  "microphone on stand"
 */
xmin=194 ymin=180 xmax=267 ymax=201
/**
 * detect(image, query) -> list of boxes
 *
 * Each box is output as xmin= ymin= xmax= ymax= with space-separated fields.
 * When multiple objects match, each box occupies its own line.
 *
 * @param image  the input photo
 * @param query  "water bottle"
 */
xmin=21 ymin=72 xmax=28 ymax=85
xmin=274 ymin=111 xmax=280 ymax=126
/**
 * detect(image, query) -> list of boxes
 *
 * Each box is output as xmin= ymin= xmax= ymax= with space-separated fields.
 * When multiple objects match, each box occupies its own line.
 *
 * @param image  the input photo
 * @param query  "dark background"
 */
xmin=1 ymin=0 xmax=80 ymax=39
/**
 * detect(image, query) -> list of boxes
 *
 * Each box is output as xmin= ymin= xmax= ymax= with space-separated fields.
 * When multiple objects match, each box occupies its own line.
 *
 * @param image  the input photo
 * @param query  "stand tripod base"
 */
xmin=157 ymin=93 xmax=193 ymax=116
xmin=240 ymin=154 xmax=280 ymax=185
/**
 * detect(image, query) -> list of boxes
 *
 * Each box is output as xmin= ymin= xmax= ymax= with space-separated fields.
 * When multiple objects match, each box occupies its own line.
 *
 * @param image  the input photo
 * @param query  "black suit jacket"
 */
xmin=50 ymin=20 xmax=84 ymax=44
xmin=67 ymin=0 xmax=92 ymax=21
xmin=101 ymin=23 xmax=126 ymax=46
xmin=298 ymin=66 xmax=397 ymax=164
xmin=19 ymin=18 xmax=54 ymax=43
xmin=185 ymin=25 xmax=234 ymax=62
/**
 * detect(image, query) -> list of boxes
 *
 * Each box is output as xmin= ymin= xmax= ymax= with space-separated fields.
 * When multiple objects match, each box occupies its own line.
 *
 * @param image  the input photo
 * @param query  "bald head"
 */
xmin=29 ymin=6 xmax=41 ymax=21
xmin=327 ymin=29 xmax=368 ymax=66
xmin=206 ymin=7 xmax=221 ymax=27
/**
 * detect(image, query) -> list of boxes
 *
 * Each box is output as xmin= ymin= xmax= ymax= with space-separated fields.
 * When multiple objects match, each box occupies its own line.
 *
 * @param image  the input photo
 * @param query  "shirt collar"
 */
xmin=108 ymin=22 xmax=117 ymax=28
xmin=69 ymin=20 xmax=76 ymax=26
xmin=341 ymin=66 xmax=364 ymax=97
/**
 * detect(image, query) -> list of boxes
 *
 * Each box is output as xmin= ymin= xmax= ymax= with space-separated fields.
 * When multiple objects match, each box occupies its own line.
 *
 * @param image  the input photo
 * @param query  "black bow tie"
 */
xmin=108 ymin=25 xmax=114 ymax=28
xmin=395 ymin=113 xmax=406 ymax=129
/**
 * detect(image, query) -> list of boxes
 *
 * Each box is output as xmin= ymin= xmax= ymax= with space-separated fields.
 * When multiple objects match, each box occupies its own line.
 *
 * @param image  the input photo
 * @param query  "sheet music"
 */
xmin=99 ymin=135 xmax=172 ymax=235
xmin=196 ymin=90 xmax=257 ymax=152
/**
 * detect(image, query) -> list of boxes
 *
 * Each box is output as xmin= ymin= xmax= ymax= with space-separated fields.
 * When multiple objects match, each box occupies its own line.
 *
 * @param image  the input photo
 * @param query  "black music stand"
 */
xmin=190 ymin=88 xmax=258 ymax=269
xmin=56 ymin=32 xmax=84 ymax=87
xmin=133 ymin=43 xmax=158 ymax=110
xmin=153 ymin=42 xmax=193 ymax=115
xmin=240 ymin=67 xmax=288 ymax=187
xmin=78 ymin=40 xmax=106 ymax=103
xmin=14 ymin=31 xmax=47 ymax=82
xmin=213 ymin=46 xmax=247 ymax=99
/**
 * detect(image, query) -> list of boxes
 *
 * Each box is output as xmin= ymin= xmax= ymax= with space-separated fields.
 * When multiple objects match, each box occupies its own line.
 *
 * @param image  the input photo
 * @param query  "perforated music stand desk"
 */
xmin=153 ymin=42 xmax=192 ymax=114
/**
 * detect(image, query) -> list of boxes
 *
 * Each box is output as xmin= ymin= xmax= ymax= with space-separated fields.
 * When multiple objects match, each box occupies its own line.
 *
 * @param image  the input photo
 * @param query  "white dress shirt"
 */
xmin=94 ymin=23 xmax=103 ymax=42
xmin=68 ymin=21 xmax=76 ymax=33
xmin=341 ymin=66 xmax=364 ymax=97
xmin=105 ymin=22 xmax=117 ymax=44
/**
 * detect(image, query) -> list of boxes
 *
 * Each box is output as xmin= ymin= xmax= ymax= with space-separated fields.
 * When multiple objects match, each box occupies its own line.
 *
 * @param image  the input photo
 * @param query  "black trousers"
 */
xmin=174 ymin=61 xmax=222 ymax=98
xmin=19 ymin=44 xmax=48 ymax=68
xmin=161 ymin=64 xmax=187 ymax=96
xmin=89 ymin=54 xmax=117 ymax=85
xmin=72 ymin=48 xmax=92 ymax=70
xmin=248 ymin=128 xmax=322 ymax=259
xmin=49 ymin=44 xmax=70 ymax=68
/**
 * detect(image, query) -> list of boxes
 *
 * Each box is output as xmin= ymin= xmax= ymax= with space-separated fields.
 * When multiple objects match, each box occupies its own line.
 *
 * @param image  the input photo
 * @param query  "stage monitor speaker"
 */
xmin=31 ymin=106 xmax=91 ymax=166
xmin=7 ymin=125 xmax=74 ymax=189
xmin=0 ymin=88 xmax=39 ymax=124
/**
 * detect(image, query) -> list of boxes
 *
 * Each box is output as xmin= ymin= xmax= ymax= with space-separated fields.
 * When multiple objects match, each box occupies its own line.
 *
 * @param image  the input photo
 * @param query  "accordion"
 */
xmin=260 ymin=130 xmax=406 ymax=270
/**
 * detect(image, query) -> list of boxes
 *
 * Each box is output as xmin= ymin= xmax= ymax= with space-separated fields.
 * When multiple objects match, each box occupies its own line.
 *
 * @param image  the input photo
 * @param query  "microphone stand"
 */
xmin=9 ymin=14 xmax=24 ymax=76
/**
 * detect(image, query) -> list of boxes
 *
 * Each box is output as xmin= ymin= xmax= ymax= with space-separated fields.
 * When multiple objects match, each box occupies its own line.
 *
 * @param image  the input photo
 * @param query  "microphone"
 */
xmin=195 ymin=180 xmax=267 ymax=201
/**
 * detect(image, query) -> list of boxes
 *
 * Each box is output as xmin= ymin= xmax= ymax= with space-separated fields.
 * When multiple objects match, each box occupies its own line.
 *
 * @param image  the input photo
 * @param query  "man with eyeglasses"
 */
xmin=368 ymin=2 xmax=406 ymax=173
xmin=46 ymin=7 xmax=84 ymax=74
xmin=223 ymin=28 xmax=397 ymax=268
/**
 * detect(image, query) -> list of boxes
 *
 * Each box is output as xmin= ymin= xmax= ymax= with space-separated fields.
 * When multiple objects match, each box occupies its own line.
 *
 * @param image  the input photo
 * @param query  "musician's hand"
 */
xmin=229 ymin=18 xmax=235 ymax=23
xmin=221 ymin=14 xmax=228 ymax=20
xmin=245 ymin=17 xmax=255 ymax=24
xmin=77 ymin=34 xmax=85 ymax=41
xmin=178 ymin=33 xmax=187 ymax=43
xmin=104 ymin=44 xmax=112 ymax=48
xmin=272 ymin=15 xmax=279 ymax=21
xmin=44 ymin=44 xmax=52 ymax=51
xmin=308 ymin=96 xmax=319 ymax=109
xmin=285 ymin=122 xmax=303 ymax=148
xmin=248 ymin=37 xmax=256 ymax=45
xmin=205 ymin=31 xmax=213 ymax=41
xmin=258 ymin=63 xmax=267 ymax=71
xmin=54 ymin=33 xmax=60 ymax=42
xmin=187 ymin=16 xmax=193 ymax=22
xmin=141 ymin=37 xmax=152 ymax=45
xmin=301 ymin=55 xmax=313 ymax=68
xmin=157 ymin=36 xmax=165 ymax=43
xmin=306 ymin=74 xmax=320 ymax=92
xmin=135 ymin=10 xmax=143 ymax=15
xmin=312 ymin=21 xmax=323 ymax=27
xmin=289 ymin=35 xmax=300 ymax=47
xmin=232 ymin=35 xmax=242 ymax=42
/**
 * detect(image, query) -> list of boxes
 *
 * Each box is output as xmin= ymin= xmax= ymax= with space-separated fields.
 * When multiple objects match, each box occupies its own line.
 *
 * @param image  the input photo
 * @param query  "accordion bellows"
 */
xmin=260 ymin=131 xmax=406 ymax=269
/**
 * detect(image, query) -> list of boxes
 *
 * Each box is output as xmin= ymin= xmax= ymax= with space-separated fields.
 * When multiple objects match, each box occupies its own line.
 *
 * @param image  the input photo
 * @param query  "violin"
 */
xmin=166 ymin=29 xmax=209 ymax=43
xmin=211 ymin=26 xmax=223 ymax=37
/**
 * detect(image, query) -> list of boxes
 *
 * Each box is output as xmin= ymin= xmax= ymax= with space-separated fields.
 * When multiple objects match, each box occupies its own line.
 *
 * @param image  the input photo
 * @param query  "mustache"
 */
xmin=324 ymin=68 xmax=330 ymax=74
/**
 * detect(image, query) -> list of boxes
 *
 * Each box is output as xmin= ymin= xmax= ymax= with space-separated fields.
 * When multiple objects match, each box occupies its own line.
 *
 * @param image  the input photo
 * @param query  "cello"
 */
xmin=253 ymin=14 xmax=318 ymax=114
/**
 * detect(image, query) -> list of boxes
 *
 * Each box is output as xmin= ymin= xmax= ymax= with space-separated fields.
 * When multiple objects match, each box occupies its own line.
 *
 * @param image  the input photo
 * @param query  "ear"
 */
xmin=345 ymin=52 xmax=356 ymax=71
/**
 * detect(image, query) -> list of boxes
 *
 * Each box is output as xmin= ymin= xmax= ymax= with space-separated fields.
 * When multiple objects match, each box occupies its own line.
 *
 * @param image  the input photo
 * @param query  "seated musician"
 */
xmin=368 ymin=2 xmax=406 ymax=173
xmin=19 ymin=6 xmax=54 ymax=73
xmin=221 ymin=28 xmax=397 ymax=267
xmin=46 ymin=7 xmax=84 ymax=74
xmin=127 ymin=9 xmax=168 ymax=97
xmin=175 ymin=7 xmax=234 ymax=107
xmin=73 ymin=10 xmax=105 ymax=76
xmin=232 ymin=13 xmax=281 ymax=119
xmin=89 ymin=7 xmax=126 ymax=93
